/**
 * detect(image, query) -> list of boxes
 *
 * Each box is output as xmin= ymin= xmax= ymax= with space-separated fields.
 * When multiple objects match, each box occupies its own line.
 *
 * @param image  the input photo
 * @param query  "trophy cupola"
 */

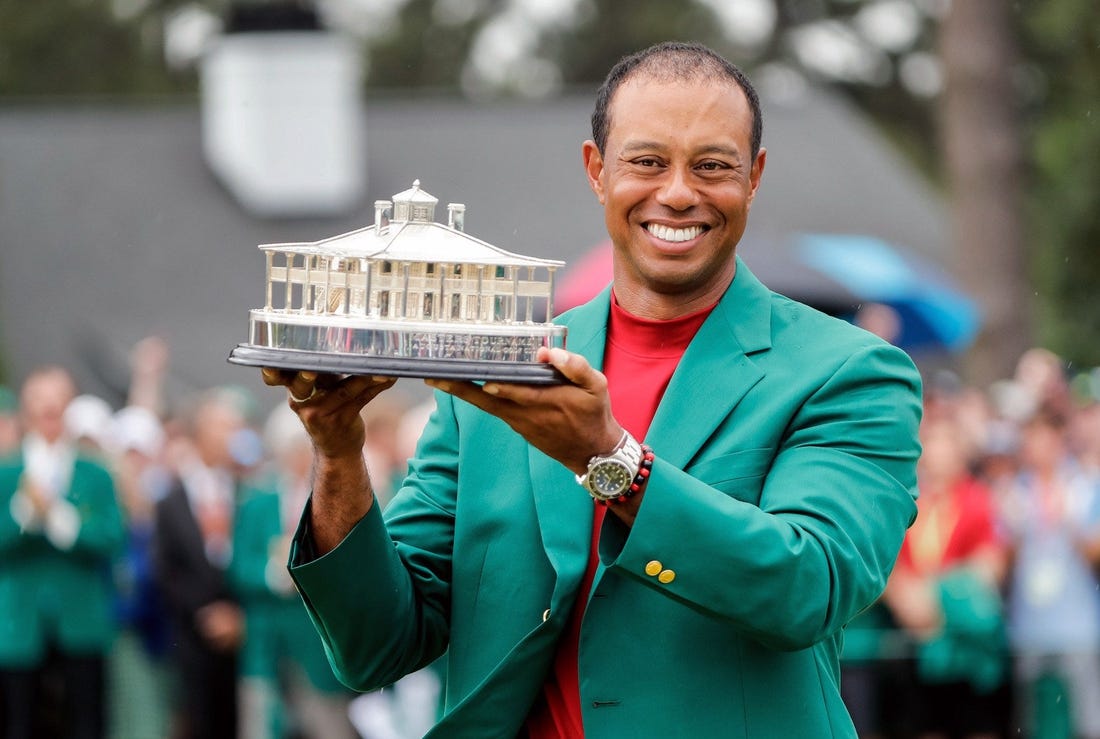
xmin=391 ymin=180 xmax=439 ymax=223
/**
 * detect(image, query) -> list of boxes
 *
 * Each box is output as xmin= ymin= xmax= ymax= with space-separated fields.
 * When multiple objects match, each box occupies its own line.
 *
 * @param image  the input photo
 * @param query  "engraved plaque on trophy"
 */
xmin=228 ymin=180 xmax=568 ymax=384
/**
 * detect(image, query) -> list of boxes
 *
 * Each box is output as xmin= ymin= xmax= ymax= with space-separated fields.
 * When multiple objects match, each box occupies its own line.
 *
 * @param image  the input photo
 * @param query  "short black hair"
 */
xmin=591 ymin=41 xmax=762 ymax=161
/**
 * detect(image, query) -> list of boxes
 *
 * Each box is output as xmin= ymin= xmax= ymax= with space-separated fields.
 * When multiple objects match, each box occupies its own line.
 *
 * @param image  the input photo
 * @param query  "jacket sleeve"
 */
xmin=289 ymin=391 xmax=459 ymax=691
xmin=600 ymin=342 xmax=922 ymax=651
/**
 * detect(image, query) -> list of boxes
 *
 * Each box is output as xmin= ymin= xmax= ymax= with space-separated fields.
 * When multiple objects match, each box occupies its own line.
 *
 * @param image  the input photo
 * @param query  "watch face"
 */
xmin=589 ymin=461 xmax=632 ymax=498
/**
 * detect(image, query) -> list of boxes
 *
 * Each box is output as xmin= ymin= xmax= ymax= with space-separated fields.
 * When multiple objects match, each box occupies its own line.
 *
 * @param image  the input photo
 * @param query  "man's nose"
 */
xmin=655 ymin=168 xmax=699 ymax=210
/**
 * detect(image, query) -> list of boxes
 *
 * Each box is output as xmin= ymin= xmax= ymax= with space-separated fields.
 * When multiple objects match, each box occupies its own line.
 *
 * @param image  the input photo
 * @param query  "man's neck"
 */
xmin=611 ymin=263 xmax=735 ymax=320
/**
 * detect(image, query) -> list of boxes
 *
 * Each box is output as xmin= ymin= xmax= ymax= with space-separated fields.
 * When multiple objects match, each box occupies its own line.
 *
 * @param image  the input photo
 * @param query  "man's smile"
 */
xmin=645 ymin=223 xmax=708 ymax=244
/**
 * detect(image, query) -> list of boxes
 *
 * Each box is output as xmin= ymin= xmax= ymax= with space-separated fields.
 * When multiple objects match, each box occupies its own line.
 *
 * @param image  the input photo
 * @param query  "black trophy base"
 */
xmin=228 ymin=345 xmax=567 ymax=385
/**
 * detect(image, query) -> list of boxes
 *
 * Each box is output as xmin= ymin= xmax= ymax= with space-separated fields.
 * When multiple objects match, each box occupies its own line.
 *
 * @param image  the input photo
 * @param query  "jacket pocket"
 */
xmin=685 ymin=448 xmax=773 ymax=502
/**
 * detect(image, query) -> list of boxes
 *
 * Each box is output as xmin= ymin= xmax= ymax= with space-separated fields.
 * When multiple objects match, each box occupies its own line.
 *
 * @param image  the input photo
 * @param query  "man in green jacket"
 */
xmin=0 ymin=366 xmax=125 ymax=739
xmin=264 ymin=41 xmax=922 ymax=737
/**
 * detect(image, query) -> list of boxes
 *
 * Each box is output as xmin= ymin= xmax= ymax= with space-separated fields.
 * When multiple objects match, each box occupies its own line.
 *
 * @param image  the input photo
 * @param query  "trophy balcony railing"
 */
xmin=263 ymin=252 xmax=558 ymax=324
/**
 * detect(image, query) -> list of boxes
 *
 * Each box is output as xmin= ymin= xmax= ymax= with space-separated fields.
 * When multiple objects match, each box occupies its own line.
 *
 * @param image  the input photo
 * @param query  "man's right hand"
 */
xmin=260 ymin=368 xmax=396 ymax=459
xmin=260 ymin=368 xmax=397 ymax=555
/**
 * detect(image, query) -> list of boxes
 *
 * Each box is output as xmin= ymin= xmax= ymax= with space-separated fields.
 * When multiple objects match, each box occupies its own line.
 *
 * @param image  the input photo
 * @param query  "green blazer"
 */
xmin=0 ymin=451 xmax=125 ymax=666
xmin=291 ymin=259 xmax=922 ymax=738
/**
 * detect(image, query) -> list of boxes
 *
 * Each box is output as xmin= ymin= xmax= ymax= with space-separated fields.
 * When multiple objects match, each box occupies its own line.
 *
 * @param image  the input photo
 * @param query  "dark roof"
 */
xmin=0 ymin=87 xmax=946 ymax=409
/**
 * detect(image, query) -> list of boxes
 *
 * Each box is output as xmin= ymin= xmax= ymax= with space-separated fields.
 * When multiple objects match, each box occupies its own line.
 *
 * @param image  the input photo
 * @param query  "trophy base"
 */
xmin=228 ymin=345 xmax=567 ymax=385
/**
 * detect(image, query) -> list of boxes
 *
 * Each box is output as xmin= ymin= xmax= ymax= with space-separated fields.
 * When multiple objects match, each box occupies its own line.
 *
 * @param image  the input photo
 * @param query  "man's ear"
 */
xmin=747 ymin=147 xmax=767 ymax=205
xmin=581 ymin=140 xmax=606 ymax=204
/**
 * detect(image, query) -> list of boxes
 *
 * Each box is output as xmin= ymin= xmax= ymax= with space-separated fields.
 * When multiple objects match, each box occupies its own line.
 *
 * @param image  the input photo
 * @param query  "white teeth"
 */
xmin=647 ymin=223 xmax=705 ymax=243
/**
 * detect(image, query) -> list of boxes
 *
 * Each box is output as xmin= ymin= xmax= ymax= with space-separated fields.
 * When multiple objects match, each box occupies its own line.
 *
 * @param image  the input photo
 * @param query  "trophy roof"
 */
xmin=259 ymin=180 xmax=565 ymax=269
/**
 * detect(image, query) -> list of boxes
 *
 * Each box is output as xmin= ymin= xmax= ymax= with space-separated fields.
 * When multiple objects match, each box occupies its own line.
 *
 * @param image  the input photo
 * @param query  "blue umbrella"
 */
xmin=795 ymin=233 xmax=980 ymax=353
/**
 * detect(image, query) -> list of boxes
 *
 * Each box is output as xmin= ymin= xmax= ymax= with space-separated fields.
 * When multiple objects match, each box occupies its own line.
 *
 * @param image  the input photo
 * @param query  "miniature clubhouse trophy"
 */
xmin=229 ymin=180 xmax=568 ymax=384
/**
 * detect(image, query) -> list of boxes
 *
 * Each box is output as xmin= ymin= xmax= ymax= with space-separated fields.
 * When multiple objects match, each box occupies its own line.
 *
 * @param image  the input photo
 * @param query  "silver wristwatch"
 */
xmin=576 ymin=430 xmax=644 ymax=501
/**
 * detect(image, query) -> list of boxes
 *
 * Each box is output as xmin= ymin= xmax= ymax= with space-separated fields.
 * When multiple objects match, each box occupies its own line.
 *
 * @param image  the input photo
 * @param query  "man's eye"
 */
xmin=634 ymin=158 xmax=660 ymax=167
xmin=697 ymin=161 xmax=725 ymax=171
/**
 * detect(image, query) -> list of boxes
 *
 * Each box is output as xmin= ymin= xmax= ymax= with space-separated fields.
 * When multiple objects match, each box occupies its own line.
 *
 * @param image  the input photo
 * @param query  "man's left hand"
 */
xmin=425 ymin=346 xmax=623 ymax=475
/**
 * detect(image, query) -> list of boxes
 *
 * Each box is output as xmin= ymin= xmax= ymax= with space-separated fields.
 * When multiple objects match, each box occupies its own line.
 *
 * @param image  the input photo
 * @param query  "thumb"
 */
xmin=542 ymin=347 xmax=596 ymax=388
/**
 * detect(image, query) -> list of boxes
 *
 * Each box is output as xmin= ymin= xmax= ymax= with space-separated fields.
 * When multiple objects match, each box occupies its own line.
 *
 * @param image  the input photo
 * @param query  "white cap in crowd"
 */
xmin=64 ymin=394 xmax=114 ymax=448
xmin=263 ymin=403 xmax=310 ymax=458
xmin=110 ymin=405 xmax=166 ymax=459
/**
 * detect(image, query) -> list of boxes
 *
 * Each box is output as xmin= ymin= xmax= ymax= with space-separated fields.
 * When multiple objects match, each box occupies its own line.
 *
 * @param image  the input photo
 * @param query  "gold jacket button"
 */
xmin=645 ymin=560 xmax=663 ymax=577
xmin=658 ymin=569 xmax=676 ymax=584
xmin=542 ymin=609 xmax=551 ymax=622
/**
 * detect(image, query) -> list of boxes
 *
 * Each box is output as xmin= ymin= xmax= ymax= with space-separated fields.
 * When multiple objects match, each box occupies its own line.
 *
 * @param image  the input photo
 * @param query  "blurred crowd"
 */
xmin=3 ymin=335 xmax=1100 ymax=739
xmin=0 ymin=338 xmax=440 ymax=739
xmin=841 ymin=347 xmax=1100 ymax=739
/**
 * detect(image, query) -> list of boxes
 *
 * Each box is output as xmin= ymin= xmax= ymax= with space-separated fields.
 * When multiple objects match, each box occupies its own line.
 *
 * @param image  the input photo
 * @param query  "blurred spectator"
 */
xmin=1014 ymin=348 xmax=1073 ymax=421
xmin=154 ymin=388 xmax=248 ymax=739
xmin=998 ymin=406 xmax=1100 ymax=739
xmin=126 ymin=336 xmax=169 ymax=417
xmin=855 ymin=302 xmax=903 ymax=345
xmin=0 ymin=385 xmax=19 ymax=456
xmin=361 ymin=392 xmax=416 ymax=509
xmin=230 ymin=404 xmax=357 ymax=739
xmin=107 ymin=404 xmax=173 ymax=739
xmin=883 ymin=414 xmax=1010 ymax=739
xmin=975 ymin=419 xmax=1021 ymax=500
xmin=0 ymin=366 xmax=125 ymax=739
xmin=1069 ymin=395 xmax=1100 ymax=477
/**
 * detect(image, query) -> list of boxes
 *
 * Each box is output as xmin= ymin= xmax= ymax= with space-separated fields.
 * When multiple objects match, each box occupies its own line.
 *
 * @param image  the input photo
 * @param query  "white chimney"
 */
xmin=200 ymin=27 xmax=364 ymax=217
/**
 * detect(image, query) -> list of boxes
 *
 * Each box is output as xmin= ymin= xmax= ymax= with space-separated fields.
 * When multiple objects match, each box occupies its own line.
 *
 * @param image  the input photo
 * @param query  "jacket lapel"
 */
xmin=646 ymin=258 xmax=772 ymax=467
xmin=527 ymin=287 xmax=612 ymax=599
xmin=526 ymin=261 xmax=773 ymax=590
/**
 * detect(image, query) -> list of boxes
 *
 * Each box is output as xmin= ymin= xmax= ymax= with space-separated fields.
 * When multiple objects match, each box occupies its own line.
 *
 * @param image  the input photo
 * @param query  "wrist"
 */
xmin=576 ymin=431 xmax=654 ymax=503
xmin=314 ymin=448 xmax=368 ymax=473
xmin=601 ymin=443 xmax=654 ymax=506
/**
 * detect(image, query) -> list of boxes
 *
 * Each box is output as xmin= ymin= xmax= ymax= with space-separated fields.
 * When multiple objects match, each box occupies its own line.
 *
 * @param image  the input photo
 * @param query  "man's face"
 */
xmin=583 ymin=76 xmax=765 ymax=313
xmin=21 ymin=371 xmax=76 ymax=444
xmin=194 ymin=401 xmax=245 ymax=469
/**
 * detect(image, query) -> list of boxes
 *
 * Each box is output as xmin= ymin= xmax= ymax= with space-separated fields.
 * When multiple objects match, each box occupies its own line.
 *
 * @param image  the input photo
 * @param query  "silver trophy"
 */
xmin=229 ymin=180 xmax=568 ymax=383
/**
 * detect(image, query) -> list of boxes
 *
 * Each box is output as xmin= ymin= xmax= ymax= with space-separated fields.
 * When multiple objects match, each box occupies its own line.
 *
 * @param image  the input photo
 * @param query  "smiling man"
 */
xmin=267 ymin=41 xmax=922 ymax=737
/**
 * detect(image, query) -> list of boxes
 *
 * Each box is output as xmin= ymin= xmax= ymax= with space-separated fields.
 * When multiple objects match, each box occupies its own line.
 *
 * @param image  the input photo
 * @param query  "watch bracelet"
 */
xmin=597 ymin=443 xmax=654 ymax=506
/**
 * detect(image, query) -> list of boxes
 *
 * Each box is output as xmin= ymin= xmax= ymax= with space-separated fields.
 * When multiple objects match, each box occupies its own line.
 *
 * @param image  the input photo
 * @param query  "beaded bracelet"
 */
xmin=600 ymin=444 xmax=655 ymax=506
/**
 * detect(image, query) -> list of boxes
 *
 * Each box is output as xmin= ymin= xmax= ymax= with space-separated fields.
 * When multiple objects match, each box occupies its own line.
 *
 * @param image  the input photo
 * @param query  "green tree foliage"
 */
xmin=0 ymin=0 xmax=187 ymax=96
xmin=364 ymin=0 xmax=483 ymax=92
xmin=1023 ymin=1 xmax=1100 ymax=367
xmin=549 ymin=1 xmax=736 ymax=86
